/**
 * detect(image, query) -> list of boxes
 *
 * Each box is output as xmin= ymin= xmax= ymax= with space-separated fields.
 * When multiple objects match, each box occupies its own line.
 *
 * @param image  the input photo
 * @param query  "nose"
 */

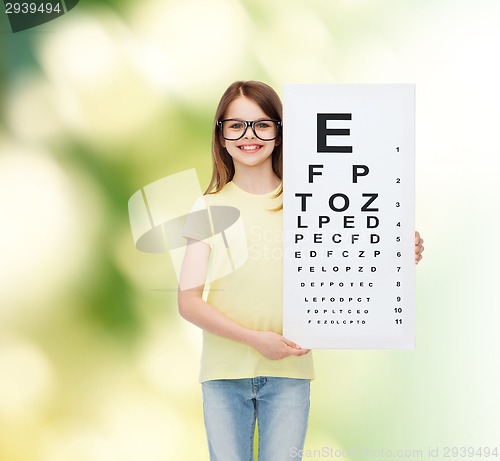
xmin=243 ymin=122 xmax=255 ymax=138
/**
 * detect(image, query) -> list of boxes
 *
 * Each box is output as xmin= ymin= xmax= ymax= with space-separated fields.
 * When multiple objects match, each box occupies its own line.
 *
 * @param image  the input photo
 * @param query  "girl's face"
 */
xmin=222 ymin=96 xmax=278 ymax=172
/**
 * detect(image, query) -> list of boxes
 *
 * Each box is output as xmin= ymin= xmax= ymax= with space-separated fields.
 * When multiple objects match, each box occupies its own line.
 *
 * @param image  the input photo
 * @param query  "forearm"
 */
xmin=177 ymin=240 xmax=308 ymax=360
xmin=178 ymin=291 xmax=258 ymax=348
xmin=177 ymin=291 xmax=308 ymax=360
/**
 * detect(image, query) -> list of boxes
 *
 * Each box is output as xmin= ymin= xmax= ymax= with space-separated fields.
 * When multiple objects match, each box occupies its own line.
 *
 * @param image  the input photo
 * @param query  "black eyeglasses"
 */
xmin=217 ymin=119 xmax=281 ymax=141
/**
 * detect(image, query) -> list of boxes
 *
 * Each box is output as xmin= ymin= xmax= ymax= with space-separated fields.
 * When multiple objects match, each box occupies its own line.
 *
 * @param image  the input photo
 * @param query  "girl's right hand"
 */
xmin=251 ymin=331 xmax=310 ymax=360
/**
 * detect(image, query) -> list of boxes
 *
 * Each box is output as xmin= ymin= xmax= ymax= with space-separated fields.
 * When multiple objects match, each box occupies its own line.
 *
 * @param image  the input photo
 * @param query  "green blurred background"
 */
xmin=1 ymin=0 xmax=499 ymax=460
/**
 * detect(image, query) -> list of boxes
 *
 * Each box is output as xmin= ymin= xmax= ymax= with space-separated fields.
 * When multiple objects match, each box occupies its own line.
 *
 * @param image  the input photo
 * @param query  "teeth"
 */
xmin=240 ymin=145 xmax=260 ymax=150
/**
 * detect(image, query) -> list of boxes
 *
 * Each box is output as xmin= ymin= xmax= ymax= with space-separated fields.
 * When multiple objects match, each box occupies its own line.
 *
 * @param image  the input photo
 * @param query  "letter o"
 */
xmin=328 ymin=193 xmax=350 ymax=212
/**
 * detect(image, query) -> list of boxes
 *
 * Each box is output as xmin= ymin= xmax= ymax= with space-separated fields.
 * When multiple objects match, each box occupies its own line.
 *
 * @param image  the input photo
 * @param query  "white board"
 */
xmin=282 ymin=84 xmax=415 ymax=349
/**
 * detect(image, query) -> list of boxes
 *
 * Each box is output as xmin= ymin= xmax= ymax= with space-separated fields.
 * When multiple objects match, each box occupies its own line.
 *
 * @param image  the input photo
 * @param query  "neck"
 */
xmin=232 ymin=163 xmax=280 ymax=194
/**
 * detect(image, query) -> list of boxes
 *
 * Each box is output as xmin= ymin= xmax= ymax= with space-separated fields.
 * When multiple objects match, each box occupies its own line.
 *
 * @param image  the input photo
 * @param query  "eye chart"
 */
xmin=282 ymin=84 xmax=415 ymax=349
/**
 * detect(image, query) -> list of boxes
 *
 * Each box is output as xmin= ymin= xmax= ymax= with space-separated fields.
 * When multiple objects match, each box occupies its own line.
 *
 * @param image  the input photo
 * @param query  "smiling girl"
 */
xmin=178 ymin=80 xmax=424 ymax=461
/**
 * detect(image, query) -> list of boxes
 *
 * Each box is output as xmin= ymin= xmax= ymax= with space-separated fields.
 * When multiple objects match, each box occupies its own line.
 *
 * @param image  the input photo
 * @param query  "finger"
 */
xmin=296 ymin=348 xmax=311 ymax=356
xmin=281 ymin=338 xmax=299 ymax=349
xmin=288 ymin=347 xmax=311 ymax=356
xmin=415 ymin=246 xmax=424 ymax=257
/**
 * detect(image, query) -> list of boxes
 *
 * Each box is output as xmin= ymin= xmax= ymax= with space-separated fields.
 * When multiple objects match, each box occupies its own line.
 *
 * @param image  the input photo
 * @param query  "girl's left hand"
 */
xmin=415 ymin=231 xmax=424 ymax=265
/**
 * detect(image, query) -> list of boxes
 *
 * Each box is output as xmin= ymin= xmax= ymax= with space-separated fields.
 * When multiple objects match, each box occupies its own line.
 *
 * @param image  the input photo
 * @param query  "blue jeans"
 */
xmin=201 ymin=377 xmax=310 ymax=461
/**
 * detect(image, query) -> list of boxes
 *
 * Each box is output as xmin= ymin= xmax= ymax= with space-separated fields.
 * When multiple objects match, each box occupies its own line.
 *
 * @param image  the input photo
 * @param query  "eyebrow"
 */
xmin=223 ymin=117 xmax=273 ymax=121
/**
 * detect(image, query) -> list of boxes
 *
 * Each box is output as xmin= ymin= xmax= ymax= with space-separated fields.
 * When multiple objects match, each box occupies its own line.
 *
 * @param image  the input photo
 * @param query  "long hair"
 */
xmin=205 ymin=81 xmax=283 ymax=195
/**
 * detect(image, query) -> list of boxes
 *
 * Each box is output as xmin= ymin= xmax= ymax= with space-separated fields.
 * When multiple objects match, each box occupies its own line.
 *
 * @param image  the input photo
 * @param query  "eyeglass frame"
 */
xmin=217 ymin=118 xmax=282 ymax=141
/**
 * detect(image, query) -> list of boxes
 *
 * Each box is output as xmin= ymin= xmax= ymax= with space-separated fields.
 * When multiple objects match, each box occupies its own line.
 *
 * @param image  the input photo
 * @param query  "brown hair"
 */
xmin=205 ymin=81 xmax=283 ymax=195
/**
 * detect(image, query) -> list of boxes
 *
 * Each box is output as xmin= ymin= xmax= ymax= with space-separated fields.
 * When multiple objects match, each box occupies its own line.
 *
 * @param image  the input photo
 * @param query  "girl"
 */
xmin=178 ymin=81 xmax=424 ymax=461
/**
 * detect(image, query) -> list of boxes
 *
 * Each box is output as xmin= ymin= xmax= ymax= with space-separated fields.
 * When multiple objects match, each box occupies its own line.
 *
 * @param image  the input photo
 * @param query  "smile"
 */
xmin=238 ymin=144 xmax=262 ymax=152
